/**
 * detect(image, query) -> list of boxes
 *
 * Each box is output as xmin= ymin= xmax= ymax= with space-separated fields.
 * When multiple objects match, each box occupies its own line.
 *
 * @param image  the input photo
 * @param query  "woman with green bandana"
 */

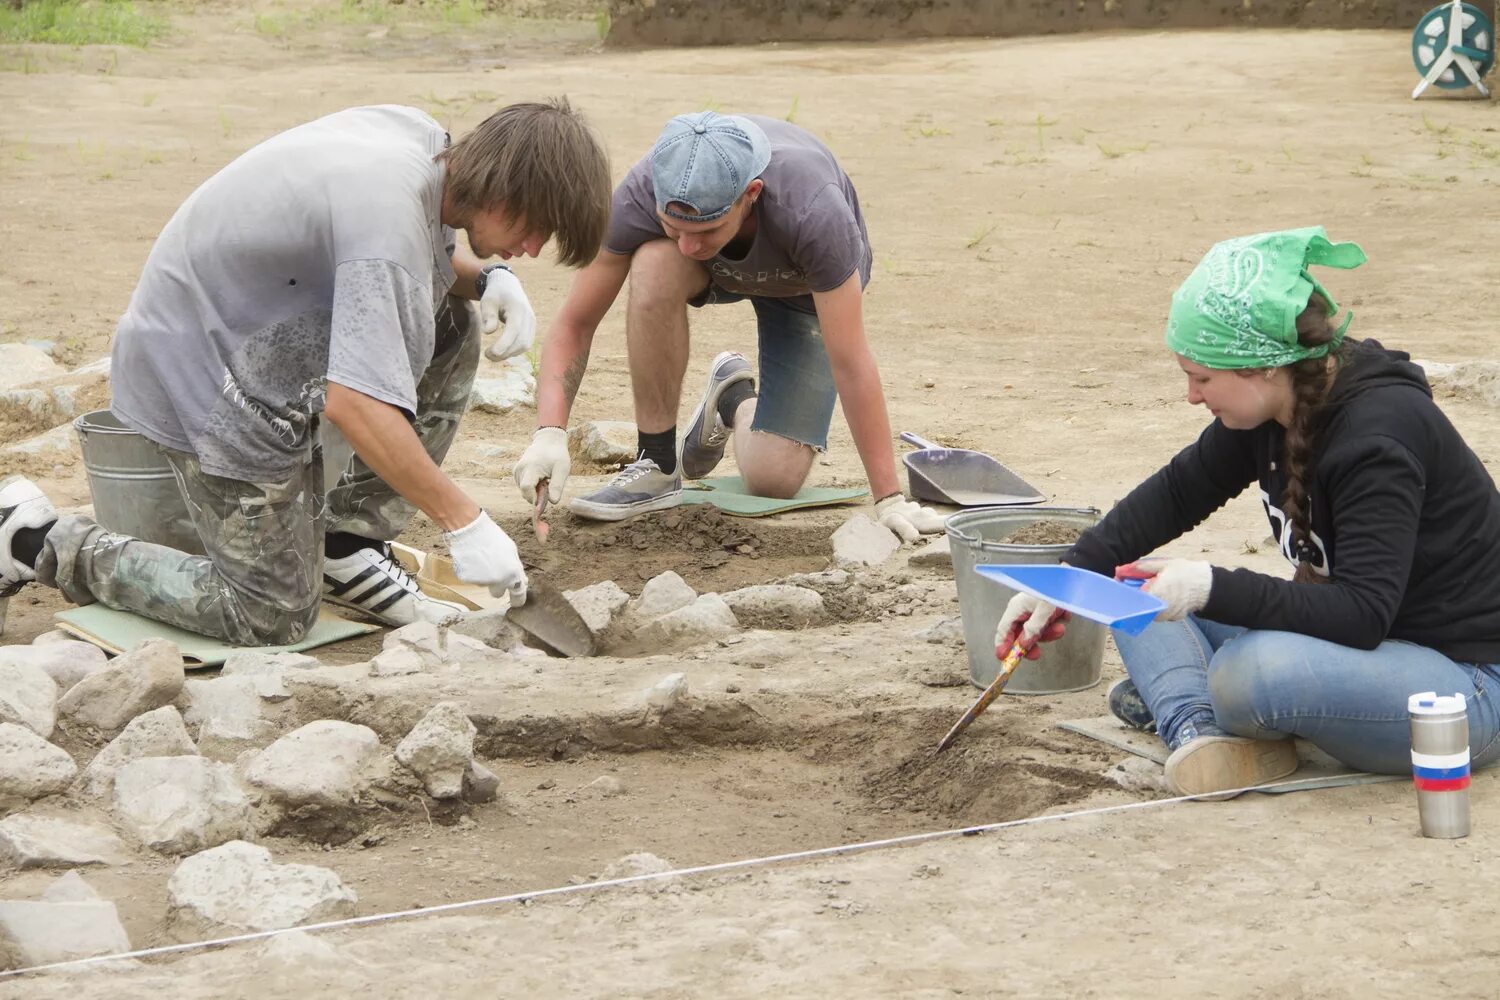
xmin=995 ymin=226 xmax=1500 ymax=797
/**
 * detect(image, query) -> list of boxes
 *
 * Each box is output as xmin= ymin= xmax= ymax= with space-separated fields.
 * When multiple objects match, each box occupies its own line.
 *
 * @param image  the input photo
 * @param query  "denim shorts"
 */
xmin=689 ymin=285 xmax=837 ymax=450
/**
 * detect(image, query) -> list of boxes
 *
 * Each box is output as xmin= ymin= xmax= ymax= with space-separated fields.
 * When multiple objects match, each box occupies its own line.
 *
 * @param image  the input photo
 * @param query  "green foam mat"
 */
xmin=55 ymin=604 xmax=377 ymax=668
xmin=680 ymin=476 xmax=867 ymax=517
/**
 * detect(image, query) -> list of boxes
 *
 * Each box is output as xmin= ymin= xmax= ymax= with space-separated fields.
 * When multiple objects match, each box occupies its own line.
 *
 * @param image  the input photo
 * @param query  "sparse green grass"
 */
xmin=1097 ymin=141 xmax=1148 ymax=159
xmin=1231 ymin=158 xmax=1254 ymax=174
xmin=593 ymin=4 xmax=609 ymax=40
xmin=784 ymin=95 xmax=799 ymax=124
xmin=0 ymin=0 xmax=167 ymax=46
xmin=964 ymin=223 xmax=995 ymax=250
xmin=913 ymin=125 xmax=950 ymax=138
xmin=250 ymin=0 xmax=493 ymax=40
xmin=217 ymin=108 xmax=233 ymax=138
xmin=1033 ymin=113 xmax=1058 ymax=152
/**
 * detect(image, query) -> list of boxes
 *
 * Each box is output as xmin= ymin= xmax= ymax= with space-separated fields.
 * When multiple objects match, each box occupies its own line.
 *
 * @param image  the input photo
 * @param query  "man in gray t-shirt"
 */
xmin=0 ymin=101 xmax=611 ymax=646
xmin=513 ymin=111 xmax=944 ymax=540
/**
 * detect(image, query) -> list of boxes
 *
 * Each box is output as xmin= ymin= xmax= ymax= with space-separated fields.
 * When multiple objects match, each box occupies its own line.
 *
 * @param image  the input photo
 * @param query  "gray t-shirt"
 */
xmin=604 ymin=116 xmax=872 ymax=300
xmin=112 ymin=105 xmax=456 ymax=482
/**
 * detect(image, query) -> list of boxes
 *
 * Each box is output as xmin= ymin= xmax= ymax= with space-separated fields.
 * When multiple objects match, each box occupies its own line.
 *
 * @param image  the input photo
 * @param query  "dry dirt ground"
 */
xmin=2 ymin=4 xmax=1499 ymax=995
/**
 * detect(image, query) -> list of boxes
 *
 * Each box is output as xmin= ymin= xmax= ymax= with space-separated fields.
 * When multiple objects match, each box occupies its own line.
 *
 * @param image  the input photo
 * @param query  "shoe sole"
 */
xmin=1164 ymin=736 xmax=1300 ymax=799
xmin=680 ymin=352 xmax=752 ymax=481
xmin=567 ymin=489 xmax=683 ymax=523
xmin=1106 ymin=678 xmax=1156 ymax=732
xmin=320 ymin=590 xmax=466 ymax=627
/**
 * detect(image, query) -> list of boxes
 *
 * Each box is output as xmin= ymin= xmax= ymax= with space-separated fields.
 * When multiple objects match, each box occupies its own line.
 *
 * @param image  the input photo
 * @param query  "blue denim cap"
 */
xmin=650 ymin=112 xmax=772 ymax=223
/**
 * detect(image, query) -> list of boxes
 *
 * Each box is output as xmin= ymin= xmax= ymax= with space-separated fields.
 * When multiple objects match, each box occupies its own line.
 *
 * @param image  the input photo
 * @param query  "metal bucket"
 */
xmin=946 ymin=506 xmax=1105 ymax=694
xmin=73 ymin=409 xmax=204 ymax=555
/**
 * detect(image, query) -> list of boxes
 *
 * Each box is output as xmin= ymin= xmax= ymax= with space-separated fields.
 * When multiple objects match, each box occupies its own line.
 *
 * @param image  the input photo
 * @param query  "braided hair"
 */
xmin=1280 ymin=292 xmax=1355 ymax=584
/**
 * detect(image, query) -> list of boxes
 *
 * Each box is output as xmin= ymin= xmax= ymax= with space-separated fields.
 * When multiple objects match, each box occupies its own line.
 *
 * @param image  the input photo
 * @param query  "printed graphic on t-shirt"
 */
xmin=1259 ymin=486 xmax=1330 ymax=576
xmin=710 ymin=261 xmax=808 ymax=287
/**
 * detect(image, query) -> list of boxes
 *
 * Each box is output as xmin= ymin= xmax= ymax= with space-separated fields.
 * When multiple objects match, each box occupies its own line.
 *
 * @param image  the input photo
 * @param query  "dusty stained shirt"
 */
xmin=111 ymin=104 xmax=456 ymax=482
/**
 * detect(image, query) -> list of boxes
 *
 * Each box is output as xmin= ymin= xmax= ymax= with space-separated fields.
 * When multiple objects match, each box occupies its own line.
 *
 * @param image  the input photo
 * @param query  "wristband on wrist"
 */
xmin=874 ymin=491 xmax=903 ymax=505
xmin=473 ymin=262 xmax=513 ymax=299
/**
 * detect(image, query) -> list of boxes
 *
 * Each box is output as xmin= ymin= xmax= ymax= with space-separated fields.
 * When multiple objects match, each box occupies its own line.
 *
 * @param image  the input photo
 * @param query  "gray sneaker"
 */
xmin=680 ymin=351 xmax=753 ymax=480
xmin=568 ymin=457 xmax=683 ymax=522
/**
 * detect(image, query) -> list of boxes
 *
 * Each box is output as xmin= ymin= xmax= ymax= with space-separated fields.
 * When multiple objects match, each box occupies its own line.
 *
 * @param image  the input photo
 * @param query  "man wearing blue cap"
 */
xmin=513 ymin=111 xmax=945 ymax=540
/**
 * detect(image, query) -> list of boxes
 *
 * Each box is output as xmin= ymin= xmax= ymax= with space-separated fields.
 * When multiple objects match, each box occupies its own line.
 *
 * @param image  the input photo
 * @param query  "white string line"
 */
xmin=0 ymin=773 xmax=1396 ymax=980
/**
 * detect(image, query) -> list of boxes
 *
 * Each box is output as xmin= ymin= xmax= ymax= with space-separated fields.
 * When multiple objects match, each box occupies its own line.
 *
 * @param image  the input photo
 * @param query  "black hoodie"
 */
xmin=1065 ymin=340 xmax=1500 ymax=664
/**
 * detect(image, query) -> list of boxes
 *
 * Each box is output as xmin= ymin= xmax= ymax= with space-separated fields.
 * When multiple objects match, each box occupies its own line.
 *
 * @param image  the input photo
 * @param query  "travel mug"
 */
xmin=1408 ymin=691 xmax=1470 ymax=839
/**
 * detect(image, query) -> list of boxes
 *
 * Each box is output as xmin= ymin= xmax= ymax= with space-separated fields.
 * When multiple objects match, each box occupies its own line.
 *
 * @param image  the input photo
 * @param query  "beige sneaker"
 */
xmin=1163 ymin=735 xmax=1299 ymax=799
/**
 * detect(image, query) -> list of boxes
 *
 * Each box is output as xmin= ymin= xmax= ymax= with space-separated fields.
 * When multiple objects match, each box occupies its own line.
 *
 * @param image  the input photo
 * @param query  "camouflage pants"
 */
xmin=36 ymin=296 xmax=480 ymax=646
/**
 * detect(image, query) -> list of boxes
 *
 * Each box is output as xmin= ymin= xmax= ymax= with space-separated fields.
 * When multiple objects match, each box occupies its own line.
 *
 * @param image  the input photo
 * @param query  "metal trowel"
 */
xmin=504 ymin=477 xmax=596 ymax=658
xmin=506 ymin=578 xmax=596 ymax=658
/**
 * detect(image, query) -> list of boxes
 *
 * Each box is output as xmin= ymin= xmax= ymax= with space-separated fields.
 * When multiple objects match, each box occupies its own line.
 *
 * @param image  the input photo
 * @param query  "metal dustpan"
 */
xmin=974 ymin=564 xmax=1165 ymax=636
xmin=900 ymin=432 xmax=1045 ymax=508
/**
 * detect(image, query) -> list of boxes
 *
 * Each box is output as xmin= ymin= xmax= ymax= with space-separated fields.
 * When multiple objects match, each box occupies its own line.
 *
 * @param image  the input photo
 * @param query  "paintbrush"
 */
xmin=934 ymin=634 xmax=1038 ymax=753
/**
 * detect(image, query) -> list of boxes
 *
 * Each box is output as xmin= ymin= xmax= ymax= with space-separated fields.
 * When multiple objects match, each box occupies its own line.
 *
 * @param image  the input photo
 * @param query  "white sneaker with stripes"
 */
xmin=321 ymin=544 xmax=467 ymax=627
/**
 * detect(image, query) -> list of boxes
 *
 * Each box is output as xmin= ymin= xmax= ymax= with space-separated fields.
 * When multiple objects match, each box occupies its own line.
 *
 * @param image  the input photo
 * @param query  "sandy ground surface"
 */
xmin=2 ymin=5 xmax=1499 ymax=995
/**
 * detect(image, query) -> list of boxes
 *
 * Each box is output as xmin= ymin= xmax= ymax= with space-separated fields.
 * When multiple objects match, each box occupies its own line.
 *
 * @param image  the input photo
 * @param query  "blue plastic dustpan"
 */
xmin=974 ymin=565 xmax=1166 ymax=636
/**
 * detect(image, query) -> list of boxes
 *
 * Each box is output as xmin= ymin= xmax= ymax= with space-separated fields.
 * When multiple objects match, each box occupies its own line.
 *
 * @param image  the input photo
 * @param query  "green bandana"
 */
xmin=1165 ymin=226 xmax=1367 ymax=370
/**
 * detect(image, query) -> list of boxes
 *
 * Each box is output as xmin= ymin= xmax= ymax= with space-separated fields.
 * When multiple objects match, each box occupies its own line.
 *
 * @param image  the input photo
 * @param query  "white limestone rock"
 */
xmin=627 ymin=571 xmax=697 ymax=622
xmin=721 ymin=584 xmax=824 ymax=628
xmin=563 ymin=580 xmax=631 ymax=636
xmin=57 ymin=637 xmax=184 ymax=736
xmin=165 ymin=840 xmax=357 ymax=942
xmin=634 ymin=594 xmax=740 ymax=648
xmin=643 ymin=673 xmax=688 ymax=712
xmin=0 ymin=724 xmax=76 ymax=811
xmin=0 ymin=640 xmax=106 ymax=695
xmin=568 ymin=420 xmax=637 ymax=465
xmin=831 ymin=515 xmax=901 ymax=569
xmin=908 ymin=534 xmax=953 ymax=568
xmin=75 ymin=705 xmax=197 ymax=800
xmin=112 ymin=756 xmax=252 ymax=855
xmin=0 ymin=657 xmax=58 ymax=739
xmin=0 ymin=898 xmax=131 ymax=968
xmin=180 ymin=675 xmax=265 ymax=736
xmin=243 ymin=721 xmax=381 ymax=810
xmin=394 ymin=702 xmax=477 ymax=800
xmin=0 ymin=814 xmax=131 ymax=868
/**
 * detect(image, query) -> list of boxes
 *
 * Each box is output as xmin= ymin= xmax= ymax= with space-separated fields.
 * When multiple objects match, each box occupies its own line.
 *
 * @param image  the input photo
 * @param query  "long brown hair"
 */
xmin=440 ymin=97 xmax=611 ymax=268
xmin=1280 ymin=291 xmax=1354 ymax=584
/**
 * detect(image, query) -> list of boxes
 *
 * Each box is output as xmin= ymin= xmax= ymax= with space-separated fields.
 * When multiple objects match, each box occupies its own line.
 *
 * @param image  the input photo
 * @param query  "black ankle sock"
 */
xmin=10 ymin=523 xmax=54 ymax=570
xmin=717 ymin=378 xmax=757 ymax=428
xmin=637 ymin=428 xmax=677 ymax=475
xmin=325 ymin=531 xmax=379 ymax=560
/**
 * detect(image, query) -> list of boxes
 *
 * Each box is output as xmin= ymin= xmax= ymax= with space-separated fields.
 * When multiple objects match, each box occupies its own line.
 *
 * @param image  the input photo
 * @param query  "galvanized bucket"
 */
xmin=73 ymin=409 xmax=204 ymax=555
xmin=946 ymin=506 xmax=1105 ymax=694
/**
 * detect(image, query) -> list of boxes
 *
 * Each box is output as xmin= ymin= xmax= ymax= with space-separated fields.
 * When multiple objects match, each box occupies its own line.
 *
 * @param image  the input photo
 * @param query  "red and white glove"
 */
xmin=993 ymin=591 xmax=1070 ymax=661
xmin=1117 ymin=558 xmax=1213 ymax=621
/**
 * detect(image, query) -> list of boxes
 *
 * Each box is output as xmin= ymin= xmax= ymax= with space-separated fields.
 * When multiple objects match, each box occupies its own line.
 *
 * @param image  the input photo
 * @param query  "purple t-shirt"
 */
xmin=605 ymin=116 xmax=872 ymax=300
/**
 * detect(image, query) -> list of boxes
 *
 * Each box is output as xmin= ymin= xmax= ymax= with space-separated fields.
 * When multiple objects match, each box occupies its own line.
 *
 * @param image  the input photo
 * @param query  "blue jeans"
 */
xmin=1113 ymin=615 xmax=1500 ymax=774
xmin=691 ymin=287 xmax=837 ymax=450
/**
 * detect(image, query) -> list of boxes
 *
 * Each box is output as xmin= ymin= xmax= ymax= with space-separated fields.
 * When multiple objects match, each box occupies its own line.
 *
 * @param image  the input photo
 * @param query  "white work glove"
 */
xmin=445 ymin=510 xmax=528 ymax=606
xmin=477 ymin=264 xmax=537 ymax=362
xmin=873 ymin=493 xmax=947 ymax=543
xmin=1119 ymin=558 xmax=1213 ymax=621
xmin=514 ymin=426 xmax=570 ymax=504
xmin=993 ymin=591 xmax=1069 ymax=661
